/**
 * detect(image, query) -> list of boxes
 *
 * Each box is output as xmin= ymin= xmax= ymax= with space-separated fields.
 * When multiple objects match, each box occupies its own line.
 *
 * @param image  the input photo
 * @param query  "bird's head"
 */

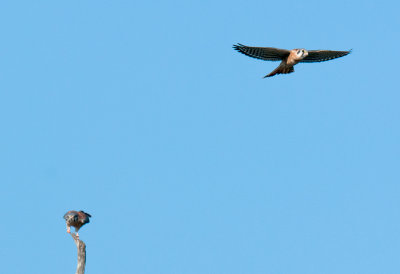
xmin=65 ymin=214 xmax=78 ymax=222
xmin=295 ymin=49 xmax=308 ymax=59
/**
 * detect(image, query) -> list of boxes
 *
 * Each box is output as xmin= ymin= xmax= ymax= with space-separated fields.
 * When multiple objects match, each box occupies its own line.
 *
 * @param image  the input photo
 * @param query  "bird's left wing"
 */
xmin=233 ymin=44 xmax=290 ymax=61
xmin=300 ymin=50 xmax=351 ymax=63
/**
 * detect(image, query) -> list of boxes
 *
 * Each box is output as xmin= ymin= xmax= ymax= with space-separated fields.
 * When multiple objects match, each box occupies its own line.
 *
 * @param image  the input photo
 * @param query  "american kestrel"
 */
xmin=233 ymin=43 xmax=351 ymax=78
xmin=64 ymin=210 xmax=91 ymax=238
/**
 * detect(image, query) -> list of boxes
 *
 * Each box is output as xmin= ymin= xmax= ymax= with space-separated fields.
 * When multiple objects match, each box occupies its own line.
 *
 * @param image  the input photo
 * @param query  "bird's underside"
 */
xmin=233 ymin=43 xmax=351 ymax=78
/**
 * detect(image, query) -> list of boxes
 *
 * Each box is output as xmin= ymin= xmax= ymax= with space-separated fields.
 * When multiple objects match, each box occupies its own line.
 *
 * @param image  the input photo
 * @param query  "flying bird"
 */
xmin=63 ymin=210 xmax=91 ymax=238
xmin=233 ymin=44 xmax=351 ymax=78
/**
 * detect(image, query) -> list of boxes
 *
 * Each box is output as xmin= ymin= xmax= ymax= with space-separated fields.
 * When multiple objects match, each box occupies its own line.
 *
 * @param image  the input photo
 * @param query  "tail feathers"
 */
xmin=264 ymin=65 xmax=294 ymax=78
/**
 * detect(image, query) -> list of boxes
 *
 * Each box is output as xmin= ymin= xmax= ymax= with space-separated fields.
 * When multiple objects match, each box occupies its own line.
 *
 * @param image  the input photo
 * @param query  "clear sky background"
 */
xmin=0 ymin=1 xmax=399 ymax=273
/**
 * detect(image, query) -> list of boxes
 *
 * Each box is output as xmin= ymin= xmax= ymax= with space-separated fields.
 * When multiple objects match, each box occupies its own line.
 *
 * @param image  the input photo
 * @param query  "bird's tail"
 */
xmin=264 ymin=63 xmax=294 ymax=78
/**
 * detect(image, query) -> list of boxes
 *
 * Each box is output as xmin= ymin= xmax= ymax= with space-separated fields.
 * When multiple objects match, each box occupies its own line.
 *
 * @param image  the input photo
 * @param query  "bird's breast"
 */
xmin=286 ymin=56 xmax=300 ymax=66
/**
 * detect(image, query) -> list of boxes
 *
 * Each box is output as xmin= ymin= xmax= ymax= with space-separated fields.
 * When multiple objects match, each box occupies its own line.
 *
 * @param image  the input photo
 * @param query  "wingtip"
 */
xmin=233 ymin=43 xmax=242 ymax=52
xmin=233 ymin=43 xmax=245 ymax=48
xmin=232 ymin=43 xmax=240 ymax=47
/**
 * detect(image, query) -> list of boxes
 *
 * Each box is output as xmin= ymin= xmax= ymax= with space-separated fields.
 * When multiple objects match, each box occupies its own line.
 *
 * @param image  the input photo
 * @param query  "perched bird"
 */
xmin=63 ymin=210 xmax=91 ymax=238
xmin=233 ymin=43 xmax=351 ymax=78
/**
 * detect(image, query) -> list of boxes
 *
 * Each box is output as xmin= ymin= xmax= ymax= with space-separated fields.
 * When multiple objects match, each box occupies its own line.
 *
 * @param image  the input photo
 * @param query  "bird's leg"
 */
xmin=66 ymin=225 xmax=71 ymax=233
xmin=75 ymin=227 xmax=81 ymax=239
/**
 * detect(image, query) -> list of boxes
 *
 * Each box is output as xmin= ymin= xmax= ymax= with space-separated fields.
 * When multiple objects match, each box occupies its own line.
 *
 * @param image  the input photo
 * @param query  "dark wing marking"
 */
xmin=300 ymin=50 xmax=351 ymax=63
xmin=233 ymin=43 xmax=290 ymax=61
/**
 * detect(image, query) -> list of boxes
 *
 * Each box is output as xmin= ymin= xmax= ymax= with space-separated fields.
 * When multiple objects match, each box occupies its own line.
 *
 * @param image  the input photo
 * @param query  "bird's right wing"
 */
xmin=300 ymin=50 xmax=351 ymax=63
xmin=233 ymin=44 xmax=290 ymax=61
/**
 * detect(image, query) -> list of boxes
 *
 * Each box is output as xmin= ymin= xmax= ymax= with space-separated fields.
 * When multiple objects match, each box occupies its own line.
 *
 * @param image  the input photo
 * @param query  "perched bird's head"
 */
xmin=64 ymin=212 xmax=78 ymax=222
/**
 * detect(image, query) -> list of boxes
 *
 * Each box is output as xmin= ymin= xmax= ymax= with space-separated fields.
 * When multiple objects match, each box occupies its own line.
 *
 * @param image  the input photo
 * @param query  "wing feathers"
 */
xmin=233 ymin=44 xmax=290 ymax=61
xmin=301 ymin=50 xmax=351 ymax=63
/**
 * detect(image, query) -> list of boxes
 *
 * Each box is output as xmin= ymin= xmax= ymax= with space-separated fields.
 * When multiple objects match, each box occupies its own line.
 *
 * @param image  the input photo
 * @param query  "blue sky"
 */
xmin=0 ymin=0 xmax=399 ymax=273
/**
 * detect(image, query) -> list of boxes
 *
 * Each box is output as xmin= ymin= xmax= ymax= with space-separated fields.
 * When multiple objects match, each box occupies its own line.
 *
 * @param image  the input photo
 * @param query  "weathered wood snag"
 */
xmin=70 ymin=233 xmax=87 ymax=274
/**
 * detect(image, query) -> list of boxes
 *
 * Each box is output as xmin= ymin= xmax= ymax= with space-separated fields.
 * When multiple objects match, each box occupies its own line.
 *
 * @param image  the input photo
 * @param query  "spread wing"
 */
xmin=233 ymin=44 xmax=290 ymax=61
xmin=301 ymin=50 xmax=351 ymax=63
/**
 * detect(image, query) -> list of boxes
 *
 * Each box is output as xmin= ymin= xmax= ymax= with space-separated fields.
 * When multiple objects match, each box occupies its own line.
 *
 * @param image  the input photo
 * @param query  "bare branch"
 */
xmin=69 ymin=233 xmax=86 ymax=274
